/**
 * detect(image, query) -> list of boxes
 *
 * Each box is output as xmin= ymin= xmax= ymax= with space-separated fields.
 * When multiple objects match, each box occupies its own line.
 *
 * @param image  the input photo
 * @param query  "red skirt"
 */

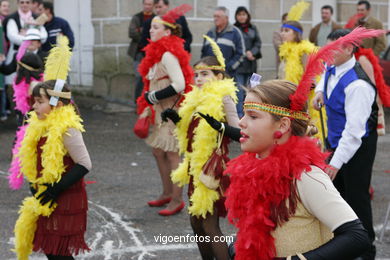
xmin=33 ymin=179 xmax=90 ymax=256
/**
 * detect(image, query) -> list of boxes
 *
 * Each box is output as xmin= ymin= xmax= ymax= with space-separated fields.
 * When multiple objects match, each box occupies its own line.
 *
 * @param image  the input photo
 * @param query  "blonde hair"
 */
xmin=247 ymin=80 xmax=317 ymax=136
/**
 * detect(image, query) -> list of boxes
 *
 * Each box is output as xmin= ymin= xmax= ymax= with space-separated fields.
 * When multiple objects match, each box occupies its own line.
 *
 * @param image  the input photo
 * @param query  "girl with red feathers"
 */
xmin=136 ymin=4 xmax=193 ymax=216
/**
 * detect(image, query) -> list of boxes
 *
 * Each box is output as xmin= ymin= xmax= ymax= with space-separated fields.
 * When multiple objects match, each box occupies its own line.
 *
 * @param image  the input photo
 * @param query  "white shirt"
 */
xmin=315 ymin=56 xmax=375 ymax=169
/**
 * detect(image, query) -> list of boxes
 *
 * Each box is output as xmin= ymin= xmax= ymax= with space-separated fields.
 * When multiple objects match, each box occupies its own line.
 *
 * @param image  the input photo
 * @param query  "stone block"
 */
xmin=93 ymin=47 xmax=118 ymax=75
xmin=190 ymin=45 xmax=202 ymax=65
xmin=197 ymin=0 xmax=218 ymax=19
xmin=283 ymin=0 xmax=312 ymax=21
xmin=253 ymin=21 xmax=281 ymax=45
xmin=337 ymin=3 xmax=356 ymax=23
xmin=118 ymin=46 xmax=134 ymax=74
xmin=109 ymin=74 xmax=133 ymax=100
xmin=258 ymin=45 xmax=277 ymax=70
xmin=258 ymin=70 xmax=277 ymax=81
xmin=251 ymin=0 xmax=281 ymax=20
xmin=102 ymin=20 xmax=130 ymax=44
xmin=188 ymin=20 xmax=215 ymax=44
xmin=93 ymin=21 xmax=101 ymax=45
xmin=379 ymin=4 xmax=389 ymax=22
xmin=92 ymin=0 xmax=117 ymax=18
xmin=103 ymin=20 xmax=130 ymax=44
xmin=93 ymin=75 xmax=109 ymax=97
xmin=120 ymin=0 xmax=143 ymax=17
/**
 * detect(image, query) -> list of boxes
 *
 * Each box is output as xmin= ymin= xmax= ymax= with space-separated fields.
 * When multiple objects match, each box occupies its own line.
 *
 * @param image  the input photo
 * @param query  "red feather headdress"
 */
xmin=344 ymin=13 xmax=365 ymax=29
xmin=157 ymin=4 xmax=192 ymax=28
xmin=289 ymin=27 xmax=385 ymax=111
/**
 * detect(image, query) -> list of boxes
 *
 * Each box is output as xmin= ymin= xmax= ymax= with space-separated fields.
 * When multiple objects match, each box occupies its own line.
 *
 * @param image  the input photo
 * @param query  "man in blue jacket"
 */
xmin=201 ymin=6 xmax=245 ymax=77
xmin=41 ymin=1 xmax=74 ymax=52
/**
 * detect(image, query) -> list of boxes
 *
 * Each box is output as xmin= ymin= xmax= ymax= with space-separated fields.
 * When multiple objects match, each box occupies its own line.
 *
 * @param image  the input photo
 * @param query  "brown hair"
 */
xmin=163 ymin=23 xmax=182 ymax=37
xmin=247 ymin=80 xmax=317 ymax=137
xmin=193 ymin=56 xmax=229 ymax=79
xmin=283 ymin=20 xmax=303 ymax=42
xmin=32 ymin=80 xmax=80 ymax=114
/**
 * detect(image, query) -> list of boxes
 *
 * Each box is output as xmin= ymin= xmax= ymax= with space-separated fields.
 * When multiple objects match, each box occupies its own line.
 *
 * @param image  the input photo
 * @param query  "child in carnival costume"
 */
xmin=226 ymin=27 xmax=380 ymax=260
xmin=162 ymin=35 xmax=239 ymax=259
xmin=278 ymin=0 xmax=327 ymax=144
xmin=13 ymin=35 xmax=92 ymax=260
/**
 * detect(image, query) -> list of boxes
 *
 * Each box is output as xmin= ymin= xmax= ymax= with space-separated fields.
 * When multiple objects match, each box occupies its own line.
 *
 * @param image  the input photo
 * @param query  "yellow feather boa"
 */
xmin=279 ymin=40 xmax=317 ymax=84
xmin=14 ymin=105 xmax=84 ymax=260
xmin=172 ymin=78 xmax=237 ymax=218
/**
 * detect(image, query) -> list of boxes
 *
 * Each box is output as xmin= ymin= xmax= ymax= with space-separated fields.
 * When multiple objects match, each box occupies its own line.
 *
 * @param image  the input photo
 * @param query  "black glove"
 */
xmin=161 ymin=108 xmax=181 ymax=124
xmin=144 ymin=85 xmax=177 ymax=105
xmin=198 ymin=112 xmax=222 ymax=131
xmin=198 ymin=112 xmax=241 ymax=142
xmin=29 ymin=182 xmax=37 ymax=197
xmin=36 ymin=164 xmax=89 ymax=208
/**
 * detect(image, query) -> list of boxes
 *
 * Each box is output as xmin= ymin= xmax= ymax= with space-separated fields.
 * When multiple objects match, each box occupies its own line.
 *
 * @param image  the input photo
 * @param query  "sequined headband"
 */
xmin=244 ymin=102 xmax=310 ymax=121
xmin=154 ymin=18 xmax=177 ymax=29
xmin=194 ymin=65 xmax=225 ymax=71
xmin=282 ymin=24 xmax=302 ymax=34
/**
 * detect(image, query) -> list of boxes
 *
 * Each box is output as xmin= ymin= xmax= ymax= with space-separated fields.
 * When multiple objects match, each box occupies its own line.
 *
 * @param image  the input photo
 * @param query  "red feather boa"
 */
xmin=224 ymin=136 xmax=328 ymax=260
xmin=136 ymin=35 xmax=194 ymax=121
xmin=355 ymin=48 xmax=390 ymax=107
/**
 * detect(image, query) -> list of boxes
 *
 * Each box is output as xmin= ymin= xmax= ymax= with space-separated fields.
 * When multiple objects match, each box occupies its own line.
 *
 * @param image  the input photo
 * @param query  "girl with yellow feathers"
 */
xmin=161 ymin=35 xmax=239 ymax=259
xmin=13 ymin=36 xmax=91 ymax=260
xmin=279 ymin=0 xmax=327 ymax=143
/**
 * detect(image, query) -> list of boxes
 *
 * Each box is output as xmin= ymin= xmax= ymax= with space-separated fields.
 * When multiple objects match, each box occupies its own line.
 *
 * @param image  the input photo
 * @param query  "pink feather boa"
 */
xmin=12 ymin=75 xmax=43 ymax=114
xmin=8 ymin=124 xmax=28 ymax=190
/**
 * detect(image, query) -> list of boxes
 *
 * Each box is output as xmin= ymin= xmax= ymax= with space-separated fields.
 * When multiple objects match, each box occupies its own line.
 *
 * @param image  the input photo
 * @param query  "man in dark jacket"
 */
xmin=41 ymin=1 xmax=74 ymax=52
xmin=309 ymin=5 xmax=341 ymax=47
xmin=139 ymin=0 xmax=193 ymax=53
xmin=129 ymin=0 xmax=154 ymax=102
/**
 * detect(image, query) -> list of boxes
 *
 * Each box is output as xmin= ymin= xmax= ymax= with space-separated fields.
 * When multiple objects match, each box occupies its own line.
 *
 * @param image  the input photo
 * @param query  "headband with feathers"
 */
xmin=195 ymin=35 xmax=225 ymax=71
xmin=290 ymin=27 xmax=385 ymax=111
xmin=287 ymin=0 xmax=310 ymax=21
xmin=44 ymin=35 xmax=72 ymax=105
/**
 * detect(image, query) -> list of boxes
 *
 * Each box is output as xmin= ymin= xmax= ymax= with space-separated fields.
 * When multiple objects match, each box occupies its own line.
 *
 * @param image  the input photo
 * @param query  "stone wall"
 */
xmin=91 ymin=0 xmax=389 ymax=102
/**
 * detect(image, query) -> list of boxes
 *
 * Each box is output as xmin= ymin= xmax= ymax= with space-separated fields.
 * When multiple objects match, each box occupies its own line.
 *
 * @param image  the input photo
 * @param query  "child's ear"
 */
xmin=57 ymin=101 xmax=64 ymax=107
xmin=279 ymin=117 xmax=291 ymax=133
xmin=216 ymin=73 xmax=224 ymax=80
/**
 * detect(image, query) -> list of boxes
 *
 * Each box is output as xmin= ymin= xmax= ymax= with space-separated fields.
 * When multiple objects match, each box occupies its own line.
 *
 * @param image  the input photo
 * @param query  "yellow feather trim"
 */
xmin=279 ymin=40 xmax=317 ymax=84
xmin=172 ymin=78 xmax=237 ymax=218
xmin=14 ymin=105 xmax=84 ymax=259
xmin=202 ymin=35 xmax=226 ymax=69
xmin=287 ymin=0 xmax=310 ymax=21
xmin=44 ymin=35 xmax=72 ymax=81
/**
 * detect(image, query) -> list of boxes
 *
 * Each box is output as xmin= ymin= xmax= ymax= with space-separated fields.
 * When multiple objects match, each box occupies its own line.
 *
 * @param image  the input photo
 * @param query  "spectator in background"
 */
xmin=129 ymin=0 xmax=154 ymax=103
xmin=0 ymin=0 xmax=9 ymax=20
xmin=356 ymin=0 xmax=386 ymax=56
xmin=309 ymin=5 xmax=341 ymax=46
xmin=139 ymin=0 xmax=192 ymax=53
xmin=42 ymin=2 xmax=74 ymax=52
xmin=234 ymin=6 xmax=261 ymax=117
xmin=31 ymin=0 xmax=43 ymax=15
xmin=201 ymin=6 xmax=245 ymax=78
xmin=272 ymin=12 xmax=287 ymax=77
xmin=3 ymin=0 xmax=47 ymax=84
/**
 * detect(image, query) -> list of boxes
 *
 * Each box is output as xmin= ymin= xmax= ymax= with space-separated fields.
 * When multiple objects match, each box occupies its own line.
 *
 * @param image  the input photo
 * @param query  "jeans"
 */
xmin=133 ymin=52 xmax=144 ymax=103
xmin=235 ymin=73 xmax=251 ymax=118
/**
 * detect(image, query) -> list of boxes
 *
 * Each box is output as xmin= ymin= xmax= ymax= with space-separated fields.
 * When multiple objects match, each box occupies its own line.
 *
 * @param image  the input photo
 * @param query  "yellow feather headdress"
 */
xmin=287 ymin=0 xmax=310 ymax=21
xmin=195 ymin=35 xmax=225 ymax=71
xmin=44 ymin=35 xmax=72 ymax=106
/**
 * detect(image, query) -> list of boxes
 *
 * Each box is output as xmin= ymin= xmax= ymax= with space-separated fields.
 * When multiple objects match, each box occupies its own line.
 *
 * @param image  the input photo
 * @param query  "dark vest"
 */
xmin=2 ymin=12 xmax=38 ymax=50
xmin=324 ymin=62 xmax=378 ymax=149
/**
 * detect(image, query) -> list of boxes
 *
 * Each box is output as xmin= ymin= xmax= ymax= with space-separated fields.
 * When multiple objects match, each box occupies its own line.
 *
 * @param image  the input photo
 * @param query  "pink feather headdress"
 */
xmin=289 ymin=27 xmax=385 ymax=111
xmin=344 ymin=13 xmax=365 ymax=29
xmin=156 ymin=4 xmax=192 ymax=28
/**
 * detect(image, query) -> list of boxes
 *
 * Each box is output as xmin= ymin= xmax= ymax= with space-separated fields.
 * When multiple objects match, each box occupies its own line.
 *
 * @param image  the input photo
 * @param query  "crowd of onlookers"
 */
xmin=0 ymin=0 xmax=74 ymax=122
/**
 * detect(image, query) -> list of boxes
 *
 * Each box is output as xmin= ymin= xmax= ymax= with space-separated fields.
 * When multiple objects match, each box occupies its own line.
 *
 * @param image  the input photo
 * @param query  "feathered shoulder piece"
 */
xmin=44 ymin=35 xmax=72 ymax=106
xmin=156 ymin=4 xmax=192 ymax=29
xmin=287 ymin=0 xmax=310 ymax=21
xmin=194 ymin=35 xmax=225 ymax=71
xmin=290 ymin=27 xmax=385 ymax=111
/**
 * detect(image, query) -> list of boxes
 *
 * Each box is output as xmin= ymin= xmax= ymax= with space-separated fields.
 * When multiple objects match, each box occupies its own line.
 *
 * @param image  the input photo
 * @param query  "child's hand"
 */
xmin=0 ymin=54 xmax=6 ymax=63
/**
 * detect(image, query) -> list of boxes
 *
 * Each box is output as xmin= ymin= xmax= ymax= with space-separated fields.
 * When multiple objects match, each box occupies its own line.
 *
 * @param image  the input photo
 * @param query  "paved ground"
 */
xmin=1 ymin=96 xmax=390 ymax=259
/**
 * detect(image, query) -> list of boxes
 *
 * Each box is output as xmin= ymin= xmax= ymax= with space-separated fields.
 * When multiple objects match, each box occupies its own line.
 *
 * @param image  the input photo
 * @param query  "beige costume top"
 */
xmin=145 ymin=51 xmax=185 ymax=152
xmin=273 ymin=166 xmax=358 ymax=257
